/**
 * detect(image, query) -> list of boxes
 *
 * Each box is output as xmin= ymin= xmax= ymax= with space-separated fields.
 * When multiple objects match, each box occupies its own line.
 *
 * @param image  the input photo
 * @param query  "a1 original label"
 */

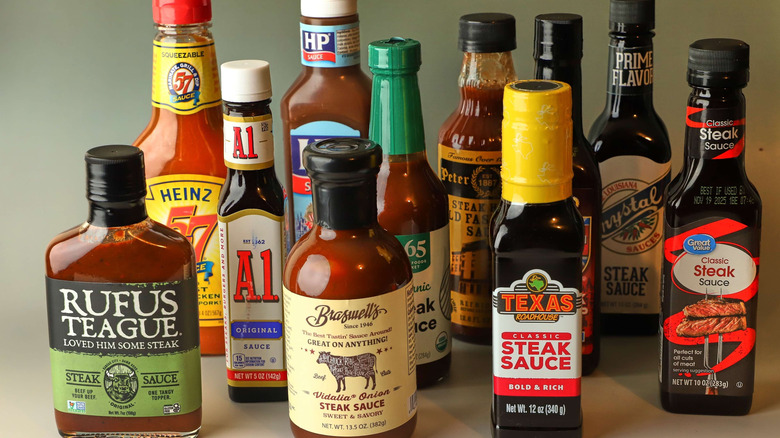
xmin=224 ymin=114 xmax=274 ymax=170
xmin=289 ymin=121 xmax=361 ymax=242
xmin=607 ymin=44 xmax=654 ymax=95
xmin=439 ymin=144 xmax=501 ymax=329
xmin=661 ymin=218 xmax=759 ymax=396
xmin=284 ymin=285 xmax=417 ymax=436
xmin=46 ymin=278 xmax=202 ymax=417
xmin=151 ymin=41 xmax=220 ymax=114
xmin=146 ymin=175 xmax=225 ymax=327
xmin=219 ymin=211 xmax=286 ymax=388
xmin=396 ymin=227 xmax=452 ymax=365
xmin=600 ymin=156 xmax=670 ymax=314
xmin=686 ymin=106 xmax=746 ymax=160
xmin=492 ymin=270 xmax=582 ymax=427
xmin=300 ymin=22 xmax=361 ymax=68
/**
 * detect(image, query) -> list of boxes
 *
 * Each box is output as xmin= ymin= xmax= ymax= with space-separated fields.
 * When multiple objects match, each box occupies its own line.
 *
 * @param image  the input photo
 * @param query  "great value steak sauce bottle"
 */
xmin=660 ymin=39 xmax=760 ymax=416
xmin=491 ymin=81 xmax=583 ymax=438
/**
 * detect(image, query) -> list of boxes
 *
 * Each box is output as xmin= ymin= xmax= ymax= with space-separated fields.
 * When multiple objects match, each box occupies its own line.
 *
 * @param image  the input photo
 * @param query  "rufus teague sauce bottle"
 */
xmin=491 ymin=81 xmax=584 ymax=438
xmin=660 ymin=39 xmax=760 ymax=416
xmin=217 ymin=60 xmax=287 ymax=402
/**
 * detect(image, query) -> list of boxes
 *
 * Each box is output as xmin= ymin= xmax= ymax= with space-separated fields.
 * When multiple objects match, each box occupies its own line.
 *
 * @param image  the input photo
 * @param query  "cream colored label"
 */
xmin=223 ymin=114 xmax=274 ymax=170
xmin=284 ymin=285 xmax=417 ymax=435
xmin=151 ymin=41 xmax=220 ymax=114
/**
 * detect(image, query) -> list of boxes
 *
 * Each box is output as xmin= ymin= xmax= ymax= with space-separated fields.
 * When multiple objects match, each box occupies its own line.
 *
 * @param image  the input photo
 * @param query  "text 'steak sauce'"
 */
xmin=369 ymin=37 xmax=452 ymax=387
xmin=438 ymin=13 xmax=517 ymax=345
xmin=660 ymin=39 xmax=761 ymax=416
xmin=281 ymin=0 xmax=371 ymax=248
xmin=217 ymin=60 xmax=287 ymax=402
xmin=490 ymin=81 xmax=584 ymax=438
xmin=283 ymin=139 xmax=418 ymax=438
xmin=133 ymin=0 xmax=226 ymax=355
xmin=46 ymin=146 xmax=202 ymax=437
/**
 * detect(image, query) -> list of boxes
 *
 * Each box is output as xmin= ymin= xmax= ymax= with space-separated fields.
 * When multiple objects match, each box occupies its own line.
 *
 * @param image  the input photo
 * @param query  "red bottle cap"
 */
xmin=153 ymin=0 xmax=212 ymax=25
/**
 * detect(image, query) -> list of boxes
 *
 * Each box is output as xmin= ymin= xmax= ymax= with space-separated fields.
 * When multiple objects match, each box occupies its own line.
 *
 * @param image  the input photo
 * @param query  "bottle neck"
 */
xmin=299 ymin=15 xmax=361 ymax=69
xmin=535 ymin=58 xmax=585 ymax=139
xmin=683 ymin=86 xmax=746 ymax=165
xmin=603 ymin=32 xmax=656 ymax=114
xmin=457 ymin=52 xmax=516 ymax=117
xmin=312 ymin=178 xmax=378 ymax=230
xmin=88 ymin=199 xmax=148 ymax=228
xmin=369 ymin=71 xmax=425 ymax=156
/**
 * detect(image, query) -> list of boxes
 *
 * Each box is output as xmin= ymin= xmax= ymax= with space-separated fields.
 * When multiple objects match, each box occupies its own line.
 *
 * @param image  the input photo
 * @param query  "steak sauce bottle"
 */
xmin=588 ymin=0 xmax=671 ymax=335
xmin=660 ymin=39 xmax=760 ymax=416
xmin=534 ymin=13 xmax=603 ymax=375
xmin=491 ymin=81 xmax=583 ymax=438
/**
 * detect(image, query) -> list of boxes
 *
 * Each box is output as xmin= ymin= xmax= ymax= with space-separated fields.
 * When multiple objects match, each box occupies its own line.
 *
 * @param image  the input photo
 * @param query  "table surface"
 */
xmin=5 ymin=333 xmax=780 ymax=437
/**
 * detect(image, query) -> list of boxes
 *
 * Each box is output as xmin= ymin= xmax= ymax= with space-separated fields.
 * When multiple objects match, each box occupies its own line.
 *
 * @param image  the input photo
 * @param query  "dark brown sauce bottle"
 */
xmin=661 ymin=39 xmax=760 ymax=416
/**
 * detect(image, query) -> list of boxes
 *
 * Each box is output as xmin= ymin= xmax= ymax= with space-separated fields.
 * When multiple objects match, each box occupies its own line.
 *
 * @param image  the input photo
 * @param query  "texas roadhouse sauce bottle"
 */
xmin=134 ymin=0 xmax=226 ymax=355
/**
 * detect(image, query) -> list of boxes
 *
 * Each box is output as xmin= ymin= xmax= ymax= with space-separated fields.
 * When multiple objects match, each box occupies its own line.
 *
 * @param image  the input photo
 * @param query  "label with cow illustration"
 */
xmin=661 ymin=217 xmax=759 ymax=396
xmin=395 ymin=226 xmax=451 ymax=365
xmin=283 ymin=284 xmax=417 ymax=435
xmin=45 ymin=278 xmax=202 ymax=417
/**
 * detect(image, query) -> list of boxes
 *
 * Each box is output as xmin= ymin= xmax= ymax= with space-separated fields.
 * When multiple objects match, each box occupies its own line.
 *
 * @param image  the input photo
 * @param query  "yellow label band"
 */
xmin=151 ymin=41 xmax=221 ymax=114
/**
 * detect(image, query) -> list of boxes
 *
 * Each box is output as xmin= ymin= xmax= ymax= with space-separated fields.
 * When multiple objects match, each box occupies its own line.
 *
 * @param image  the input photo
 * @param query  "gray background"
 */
xmin=1 ymin=0 xmax=778 ymax=436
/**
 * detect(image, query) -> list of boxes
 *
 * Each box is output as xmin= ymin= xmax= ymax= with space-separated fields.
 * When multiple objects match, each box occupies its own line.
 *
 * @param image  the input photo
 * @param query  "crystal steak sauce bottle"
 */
xmin=45 ymin=146 xmax=202 ymax=437
xmin=660 ymin=39 xmax=760 ymax=416
xmin=534 ymin=13 xmax=603 ymax=374
xmin=281 ymin=0 xmax=371 ymax=248
xmin=369 ymin=37 xmax=451 ymax=388
xmin=491 ymin=81 xmax=583 ymax=438
xmin=588 ymin=0 xmax=671 ymax=335
xmin=283 ymin=139 xmax=417 ymax=438
xmin=438 ymin=13 xmax=517 ymax=345
xmin=217 ymin=60 xmax=287 ymax=402
xmin=134 ymin=0 xmax=226 ymax=355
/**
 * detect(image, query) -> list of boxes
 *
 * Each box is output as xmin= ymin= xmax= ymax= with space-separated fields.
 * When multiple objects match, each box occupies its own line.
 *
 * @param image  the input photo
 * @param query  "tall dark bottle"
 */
xmin=588 ymin=0 xmax=671 ymax=335
xmin=491 ymin=81 xmax=583 ymax=438
xmin=217 ymin=60 xmax=287 ymax=402
xmin=660 ymin=39 xmax=760 ymax=416
xmin=534 ymin=13 xmax=602 ymax=374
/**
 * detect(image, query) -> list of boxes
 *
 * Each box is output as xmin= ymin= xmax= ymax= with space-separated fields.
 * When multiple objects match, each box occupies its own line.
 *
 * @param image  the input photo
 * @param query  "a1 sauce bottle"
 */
xmin=281 ymin=0 xmax=371 ymax=248
xmin=660 ymin=39 xmax=760 ymax=416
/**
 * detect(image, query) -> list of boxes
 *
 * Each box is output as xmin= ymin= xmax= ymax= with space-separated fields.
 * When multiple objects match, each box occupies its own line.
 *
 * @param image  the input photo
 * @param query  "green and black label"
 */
xmin=46 ymin=277 xmax=202 ymax=417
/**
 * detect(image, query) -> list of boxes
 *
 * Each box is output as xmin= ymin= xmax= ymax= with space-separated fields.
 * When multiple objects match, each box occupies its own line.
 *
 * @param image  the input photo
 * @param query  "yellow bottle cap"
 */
xmin=501 ymin=80 xmax=573 ymax=204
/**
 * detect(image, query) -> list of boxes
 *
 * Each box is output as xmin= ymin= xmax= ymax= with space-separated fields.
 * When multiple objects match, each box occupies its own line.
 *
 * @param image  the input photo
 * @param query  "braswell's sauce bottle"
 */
xmin=281 ymin=0 xmax=371 ymax=248
xmin=660 ymin=39 xmax=760 ymax=416
xmin=370 ymin=37 xmax=451 ymax=388
xmin=46 ymin=146 xmax=202 ymax=437
xmin=218 ymin=60 xmax=287 ymax=402
xmin=534 ymin=13 xmax=603 ymax=375
xmin=283 ymin=139 xmax=417 ymax=438
xmin=438 ymin=13 xmax=517 ymax=345
xmin=491 ymin=81 xmax=583 ymax=438
xmin=134 ymin=0 xmax=226 ymax=355
xmin=589 ymin=0 xmax=671 ymax=336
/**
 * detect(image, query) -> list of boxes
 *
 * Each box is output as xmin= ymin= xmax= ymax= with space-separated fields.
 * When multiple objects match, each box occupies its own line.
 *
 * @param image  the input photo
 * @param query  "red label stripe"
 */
xmin=493 ymin=377 xmax=580 ymax=397
xmin=227 ymin=370 xmax=287 ymax=382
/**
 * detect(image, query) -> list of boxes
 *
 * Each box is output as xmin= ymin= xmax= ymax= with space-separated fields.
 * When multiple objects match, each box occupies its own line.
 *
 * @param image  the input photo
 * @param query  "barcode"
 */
xmin=408 ymin=391 xmax=418 ymax=415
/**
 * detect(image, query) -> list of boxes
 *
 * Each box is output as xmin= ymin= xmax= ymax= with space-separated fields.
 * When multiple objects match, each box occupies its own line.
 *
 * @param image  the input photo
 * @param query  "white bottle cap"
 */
xmin=220 ymin=60 xmax=272 ymax=103
xmin=301 ymin=0 xmax=357 ymax=18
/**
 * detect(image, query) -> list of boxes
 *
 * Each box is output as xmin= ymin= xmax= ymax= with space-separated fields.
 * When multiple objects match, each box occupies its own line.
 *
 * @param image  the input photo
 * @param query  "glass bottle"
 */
xmin=588 ymin=0 xmax=671 ymax=335
xmin=534 ymin=13 xmax=603 ymax=375
xmin=491 ymin=81 xmax=583 ymax=438
xmin=281 ymin=0 xmax=371 ymax=248
xmin=46 ymin=146 xmax=202 ymax=437
xmin=660 ymin=39 xmax=760 ymax=415
xmin=283 ymin=138 xmax=417 ymax=438
xmin=369 ymin=37 xmax=451 ymax=388
xmin=217 ymin=60 xmax=287 ymax=402
xmin=438 ymin=13 xmax=517 ymax=345
xmin=134 ymin=0 xmax=225 ymax=355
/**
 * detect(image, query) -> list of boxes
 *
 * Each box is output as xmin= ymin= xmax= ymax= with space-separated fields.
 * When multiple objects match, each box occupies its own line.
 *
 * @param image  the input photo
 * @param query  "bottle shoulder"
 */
xmin=218 ymin=170 xmax=285 ymax=217
xmin=491 ymin=199 xmax=584 ymax=254
xmin=591 ymin=113 xmax=672 ymax=163
xmin=281 ymin=68 xmax=371 ymax=113
xmin=438 ymin=110 xmax=503 ymax=151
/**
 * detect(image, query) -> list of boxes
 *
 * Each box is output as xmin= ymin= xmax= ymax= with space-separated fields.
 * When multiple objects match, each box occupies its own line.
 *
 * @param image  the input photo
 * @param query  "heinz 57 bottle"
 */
xmin=661 ymin=39 xmax=760 ymax=416
xmin=589 ymin=0 xmax=671 ymax=335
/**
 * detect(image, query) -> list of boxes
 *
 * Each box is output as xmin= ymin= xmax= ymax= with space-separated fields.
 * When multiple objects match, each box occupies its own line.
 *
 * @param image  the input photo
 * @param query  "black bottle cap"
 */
xmin=458 ymin=13 xmax=516 ymax=53
xmin=86 ymin=145 xmax=147 ymax=203
xmin=534 ymin=13 xmax=583 ymax=61
xmin=304 ymin=138 xmax=382 ymax=181
xmin=610 ymin=0 xmax=654 ymax=28
xmin=688 ymin=38 xmax=749 ymax=88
